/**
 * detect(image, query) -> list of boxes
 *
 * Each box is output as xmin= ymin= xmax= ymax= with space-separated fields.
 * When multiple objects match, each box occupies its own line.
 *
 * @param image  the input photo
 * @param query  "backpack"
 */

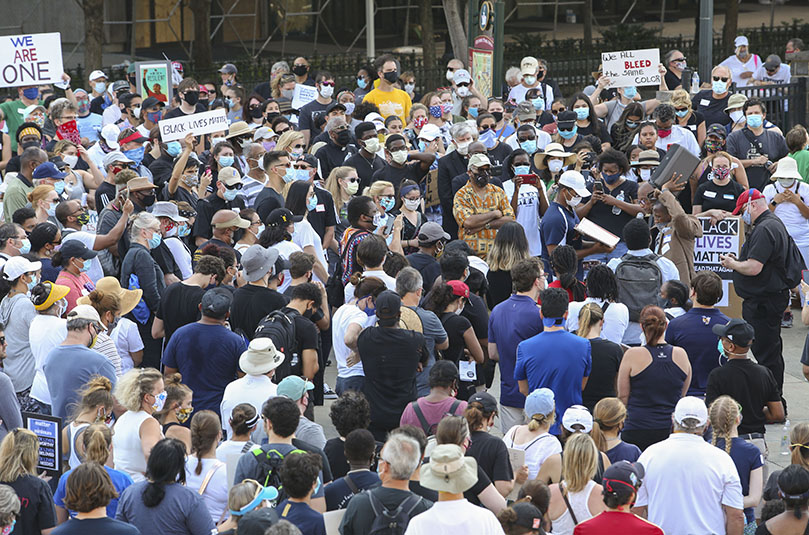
xmin=254 ymin=309 xmax=299 ymax=378
xmin=781 ymin=233 xmax=804 ymax=289
xmin=326 ymin=229 xmax=369 ymax=309
xmin=250 ymin=446 xmax=306 ymax=505
xmin=409 ymin=399 xmax=462 ymax=437
xmin=367 ymin=489 xmax=422 ymax=535
xmin=615 ymin=253 xmax=662 ymax=322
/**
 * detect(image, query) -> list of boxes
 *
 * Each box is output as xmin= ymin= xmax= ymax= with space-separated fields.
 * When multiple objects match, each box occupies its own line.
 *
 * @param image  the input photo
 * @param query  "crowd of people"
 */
xmin=0 ymin=33 xmax=806 ymax=535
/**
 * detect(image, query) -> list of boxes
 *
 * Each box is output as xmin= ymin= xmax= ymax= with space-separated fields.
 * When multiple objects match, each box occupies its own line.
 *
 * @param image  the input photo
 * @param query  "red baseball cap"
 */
xmin=447 ymin=280 xmax=470 ymax=299
xmin=732 ymin=188 xmax=765 ymax=215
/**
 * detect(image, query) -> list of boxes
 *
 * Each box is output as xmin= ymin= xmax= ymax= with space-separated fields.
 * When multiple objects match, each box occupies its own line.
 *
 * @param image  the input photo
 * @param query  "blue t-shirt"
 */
xmin=162 ymin=322 xmax=247 ymax=416
xmin=277 ymin=499 xmax=326 ymax=535
xmin=514 ymin=329 xmax=591 ymax=435
xmin=488 ymin=295 xmax=543 ymax=408
xmin=606 ymin=440 xmax=641 ymax=464
xmin=324 ymin=471 xmax=381 ymax=511
xmin=52 ymin=516 xmax=140 ymax=534
xmin=665 ymin=307 xmax=729 ymax=395
xmin=43 ymin=345 xmax=117 ymax=419
xmin=712 ymin=437 xmax=764 ymax=524
xmin=540 ymin=202 xmax=581 ymax=265
xmin=77 ymin=113 xmax=102 ymax=143
xmin=54 ymin=465 xmax=133 ymax=519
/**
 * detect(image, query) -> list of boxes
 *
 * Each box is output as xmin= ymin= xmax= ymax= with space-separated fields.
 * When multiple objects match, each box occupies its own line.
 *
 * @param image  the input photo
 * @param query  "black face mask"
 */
xmin=249 ymin=107 xmax=263 ymax=119
xmin=292 ymin=65 xmax=309 ymax=77
xmin=265 ymin=112 xmax=280 ymax=122
xmin=336 ymin=130 xmax=352 ymax=146
xmin=139 ymin=193 xmax=156 ymax=207
xmin=383 ymin=71 xmax=399 ymax=84
xmin=183 ymin=91 xmax=199 ymax=106
xmin=473 ymin=172 xmax=489 ymax=187
xmin=21 ymin=140 xmax=40 ymax=150
xmin=491 ymin=111 xmax=503 ymax=122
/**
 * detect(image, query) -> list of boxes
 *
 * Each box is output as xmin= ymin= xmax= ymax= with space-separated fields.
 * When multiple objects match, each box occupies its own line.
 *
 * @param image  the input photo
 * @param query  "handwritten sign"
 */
xmin=0 ymin=33 xmax=63 ymax=88
xmin=136 ymin=61 xmax=172 ymax=106
xmin=291 ymin=83 xmax=318 ymax=110
xmin=23 ymin=412 xmax=62 ymax=476
xmin=601 ymin=48 xmax=660 ymax=88
xmin=159 ymin=108 xmax=229 ymax=142
xmin=694 ymin=217 xmax=743 ymax=309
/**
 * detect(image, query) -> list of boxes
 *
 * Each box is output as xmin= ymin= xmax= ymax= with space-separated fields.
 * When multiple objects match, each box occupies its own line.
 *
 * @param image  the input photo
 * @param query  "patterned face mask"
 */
xmin=176 ymin=407 xmax=193 ymax=423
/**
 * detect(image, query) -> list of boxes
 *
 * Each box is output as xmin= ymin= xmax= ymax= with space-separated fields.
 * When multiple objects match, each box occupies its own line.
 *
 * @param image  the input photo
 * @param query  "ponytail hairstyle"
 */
xmin=230 ymin=403 xmax=259 ymax=437
xmin=422 ymin=283 xmax=458 ymax=314
xmin=778 ymin=465 xmax=809 ymax=519
xmin=576 ymin=302 xmax=604 ymax=338
xmin=791 ymin=423 xmax=809 ymax=470
xmin=497 ymin=502 xmax=544 ymax=535
xmin=551 ymin=245 xmax=585 ymax=301
xmin=464 ymin=398 xmax=497 ymax=432
xmin=190 ymin=411 xmax=221 ymax=475
xmin=592 ymin=397 xmax=627 ymax=452
xmin=0 ymin=429 xmax=39 ymax=482
xmin=709 ymin=396 xmax=740 ymax=455
xmin=527 ymin=407 xmax=555 ymax=432
xmin=351 ymin=275 xmax=386 ymax=301
xmin=639 ymin=305 xmax=667 ymax=345
xmin=663 ymin=280 xmax=692 ymax=312
xmin=142 ymin=438 xmax=187 ymax=508
xmin=517 ymin=479 xmax=551 ymax=516
xmin=81 ymin=423 xmax=113 ymax=464
xmin=435 ymin=415 xmax=470 ymax=447
xmin=153 ymin=373 xmax=192 ymax=423
xmin=70 ymin=375 xmax=114 ymax=422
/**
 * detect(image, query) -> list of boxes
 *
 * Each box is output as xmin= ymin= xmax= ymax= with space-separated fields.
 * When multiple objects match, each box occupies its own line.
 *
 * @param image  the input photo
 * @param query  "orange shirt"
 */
xmin=452 ymin=182 xmax=514 ymax=258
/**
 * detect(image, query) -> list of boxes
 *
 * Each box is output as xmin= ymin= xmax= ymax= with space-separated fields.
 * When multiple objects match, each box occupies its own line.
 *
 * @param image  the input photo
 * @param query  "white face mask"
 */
xmin=62 ymin=154 xmax=79 ymax=168
xmin=455 ymin=141 xmax=470 ymax=156
xmin=446 ymin=70 xmax=455 ymax=82
xmin=548 ymin=159 xmax=564 ymax=173
xmin=391 ymin=150 xmax=408 ymax=165
xmin=131 ymin=106 xmax=141 ymax=117
xmin=319 ymin=85 xmax=334 ymax=98
xmin=567 ymin=194 xmax=582 ymax=207
xmin=403 ymin=198 xmax=421 ymax=211
xmin=778 ymin=178 xmax=796 ymax=189
xmin=729 ymin=110 xmax=744 ymax=123
xmin=456 ymin=86 xmax=469 ymax=98
xmin=639 ymin=168 xmax=652 ymax=181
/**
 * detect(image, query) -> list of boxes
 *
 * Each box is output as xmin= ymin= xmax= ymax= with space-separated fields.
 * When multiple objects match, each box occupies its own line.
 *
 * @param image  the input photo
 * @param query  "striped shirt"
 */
xmin=240 ymin=174 xmax=267 ymax=209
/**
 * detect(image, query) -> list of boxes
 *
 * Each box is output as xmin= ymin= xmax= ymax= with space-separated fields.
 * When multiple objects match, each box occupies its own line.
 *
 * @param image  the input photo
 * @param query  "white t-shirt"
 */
xmin=292 ymin=219 xmax=328 ymax=284
xmin=502 ymin=180 xmax=545 ymax=257
xmin=502 ymin=426 xmax=562 ymax=480
xmin=331 ymin=303 xmax=371 ymax=379
xmin=567 ymin=297 xmax=629 ymax=346
xmin=633 ymin=125 xmax=700 ymax=157
xmin=164 ymin=236 xmax=192 ymax=280
xmin=753 ymin=63 xmax=791 ymax=84
xmin=111 ymin=317 xmax=144 ymax=375
xmin=763 ymin=180 xmax=809 ymax=246
xmin=220 ymin=374 xmax=277 ymax=439
xmin=184 ymin=456 xmax=228 ymax=524
xmin=720 ymin=53 xmax=762 ymax=88
xmin=269 ymin=239 xmax=302 ymax=294
xmin=28 ymin=315 xmax=67 ymax=404
xmin=636 ymin=433 xmax=744 ymax=535
xmin=405 ymin=498 xmax=506 ymax=535
xmin=62 ymin=231 xmax=103 ymax=283
xmin=507 ymin=82 xmax=554 ymax=110
xmin=344 ymin=269 xmax=397 ymax=304
xmin=216 ymin=440 xmax=251 ymax=463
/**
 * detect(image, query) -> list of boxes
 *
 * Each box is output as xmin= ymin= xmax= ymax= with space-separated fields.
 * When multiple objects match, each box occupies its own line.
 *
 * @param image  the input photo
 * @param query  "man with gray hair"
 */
xmin=397 ymin=266 xmax=449 ymax=396
xmin=439 ymin=122 xmax=479 ymax=239
xmin=314 ymin=116 xmax=357 ymax=180
xmin=339 ymin=433 xmax=432 ymax=535
xmin=633 ymin=396 xmax=744 ymax=535
xmin=42 ymin=304 xmax=117 ymax=419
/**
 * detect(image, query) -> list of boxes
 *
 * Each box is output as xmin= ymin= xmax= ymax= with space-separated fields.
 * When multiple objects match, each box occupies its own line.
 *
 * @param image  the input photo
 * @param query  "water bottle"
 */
xmin=782 ymin=419 xmax=791 ymax=455
xmin=691 ymin=71 xmax=700 ymax=94
xmin=612 ymin=191 xmax=624 ymax=216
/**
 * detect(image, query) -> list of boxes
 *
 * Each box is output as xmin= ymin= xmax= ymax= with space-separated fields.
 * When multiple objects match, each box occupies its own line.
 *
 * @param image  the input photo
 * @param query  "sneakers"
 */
xmin=324 ymin=383 xmax=337 ymax=399
xmin=782 ymin=310 xmax=793 ymax=328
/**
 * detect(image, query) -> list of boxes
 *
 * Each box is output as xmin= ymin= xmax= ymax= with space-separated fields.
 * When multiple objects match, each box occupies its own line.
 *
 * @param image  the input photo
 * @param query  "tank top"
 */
xmin=504 ymin=429 xmax=560 ymax=480
xmin=551 ymin=480 xmax=598 ymax=535
xmin=66 ymin=422 xmax=90 ymax=469
xmin=163 ymin=421 xmax=183 ymax=435
xmin=113 ymin=410 xmax=158 ymax=482
xmin=623 ymin=343 xmax=687 ymax=431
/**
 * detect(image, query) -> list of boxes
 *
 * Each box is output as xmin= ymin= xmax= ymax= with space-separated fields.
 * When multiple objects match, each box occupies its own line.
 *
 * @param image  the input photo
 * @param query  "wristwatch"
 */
xmin=485 ymin=222 xmax=491 ymax=230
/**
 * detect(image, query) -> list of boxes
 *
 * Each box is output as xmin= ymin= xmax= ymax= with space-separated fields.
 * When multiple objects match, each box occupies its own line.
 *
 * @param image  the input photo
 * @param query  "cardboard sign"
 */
xmin=158 ymin=108 xmax=229 ymax=142
xmin=136 ymin=61 xmax=172 ymax=106
xmin=601 ymin=48 xmax=660 ymax=88
xmin=0 ymin=33 xmax=63 ymax=88
xmin=291 ymin=83 xmax=318 ymax=110
xmin=693 ymin=216 xmax=744 ymax=314
xmin=22 ymin=412 xmax=62 ymax=476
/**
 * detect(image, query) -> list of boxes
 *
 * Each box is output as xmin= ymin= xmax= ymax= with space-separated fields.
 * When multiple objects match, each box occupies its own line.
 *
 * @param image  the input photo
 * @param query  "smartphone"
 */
xmin=593 ymin=181 xmax=604 ymax=194
xmin=518 ymin=174 xmax=538 ymax=186
xmin=803 ymin=270 xmax=809 ymax=284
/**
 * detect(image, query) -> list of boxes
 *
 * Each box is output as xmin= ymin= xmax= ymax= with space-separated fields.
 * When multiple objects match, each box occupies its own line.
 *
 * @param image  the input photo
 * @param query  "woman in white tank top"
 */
xmin=112 ymin=368 xmax=166 ymax=482
xmin=547 ymin=433 xmax=605 ymax=535
xmin=60 ymin=375 xmax=115 ymax=470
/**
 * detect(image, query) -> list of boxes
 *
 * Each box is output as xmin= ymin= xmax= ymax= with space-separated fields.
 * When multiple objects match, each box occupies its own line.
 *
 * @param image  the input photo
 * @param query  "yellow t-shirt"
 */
xmin=361 ymin=88 xmax=412 ymax=124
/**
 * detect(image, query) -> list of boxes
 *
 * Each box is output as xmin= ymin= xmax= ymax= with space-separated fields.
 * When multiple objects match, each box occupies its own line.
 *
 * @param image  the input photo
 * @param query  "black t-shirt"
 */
xmin=193 ymin=238 xmax=240 ymax=267
xmin=324 ymin=437 xmax=350 ymax=479
xmin=665 ymin=69 xmax=683 ymax=90
xmin=405 ymin=252 xmax=441 ymax=293
xmin=691 ymin=89 xmax=730 ymax=128
xmin=163 ymin=104 xmax=206 ymax=120
xmin=705 ymin=358 xmax=780 ymax=434
xmin=156 ymin=282 xmax=206 ymax=342
xmin=346 ymin=152 xmax=387 ymax=194
xmin=681 ymin=110 xmax=705 ymax=138
xmin=733 ymin=210 xmax=792 ymax=298
xmin=52 ymin=517 xmax=140 ymax=535
xmin=284 ymin=306 xmax=320 ymax=378
xmin=577 ymin=119 xmax=612 ymax=144
xmin=462 ymin=292 xmax=489 ymax=340
xmin=438 ymin=312 xmax=472 ymax=366
xmin=315 ymin=141 xmax=357 ymax=181
xmin=8 ymin=474 xmax=56 ymax=535
xmin=487 ymin=142 xmax=513 ymax=167
xmin=95 ymin=181 xmax=117 ymax=213
xmin=152 ymin=241 xmax=183 ymax=280
xmin=162 ymin=181 xmax=199 ymax=209
xmin=693 ymin=179 xmax=745 ymax=212
xmin=582 ymin=338 xmax=624 ymax=412
xmin=468 ymin=430 xmax=514 ymax=485
xmin=283 ymin=285 xmax=324 ymax=324
xmin=585 ymin=178 xmax=638 ymax=240
xmin=192 ymin=193 xmax=246 ymax=241
xmin=486 ymin=269 xmax=513 ymax=309
xmin=255 ymin=186 xmax=286 ymax=223
xmin=358 ymin=326 xmax=426 ymax=432
xmin=298 ymin=100 xmax=330 ymax=136
xmin=231 ymin=284 xmax=289 ymax=339
xmin=307 ymin=187 xmax=337 ymax=241
xmin=371 ymin=161 xmax=428 ymax=193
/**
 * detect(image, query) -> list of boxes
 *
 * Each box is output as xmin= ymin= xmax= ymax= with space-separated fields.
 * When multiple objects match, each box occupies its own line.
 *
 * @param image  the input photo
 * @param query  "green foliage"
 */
xmin=600 ymin=24 xmax=660 ymax=51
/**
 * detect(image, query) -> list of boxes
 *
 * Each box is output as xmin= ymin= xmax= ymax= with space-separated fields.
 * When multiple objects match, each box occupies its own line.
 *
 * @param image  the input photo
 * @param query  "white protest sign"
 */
xmin=0 ymin=32 xmax=64 ymax=88
xmin=291 ymin=83 xmax=318 ymax=110
xmin=158 ymin=108 xmax=229 ymax=142
xmin=601 ymin=48 xmax=660 ymax=88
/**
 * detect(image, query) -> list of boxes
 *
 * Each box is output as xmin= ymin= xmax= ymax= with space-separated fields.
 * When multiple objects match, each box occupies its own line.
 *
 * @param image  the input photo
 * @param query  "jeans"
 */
xmin=743 ymin=291 xmax=790 ymax=396
xmin=335 ymin=375 xmax=365 ymax=396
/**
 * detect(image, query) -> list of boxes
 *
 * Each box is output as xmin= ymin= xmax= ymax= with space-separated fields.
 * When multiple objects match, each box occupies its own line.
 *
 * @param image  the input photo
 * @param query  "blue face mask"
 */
xmin=166 ymin=141 xmax=182 ymax=157
xmin=542 ymin=317 xmax=565 ymax=328
xmin=380 ymin=197 xmax=395 ymax=212
xmin=27 ymin=278 xmax=37 ymax=292
xmin=79 ymin=259 xmax=91 ymax=272
xmin=480 ymin=129 xmax=497 ymax=149
xmin=357 ymin=78 xmax=368 ymax=89
xmin=224 ymin=188 xmax=239 ymax=201
xmin=623 ymin=86 xmax=637 ymax=99
xmin=218 ymin=155 xmax=234 ymax=168
xmin=746 ymin=114 xmax=763 ymax=128
xmin=94 ymin=82 xmax=106 ymax=94
xmin=148 ymin=232 xmax=162 ymax=249
xmin=559 ymin=127 xmax=578 ymax=139
xmin=22 ymin=87 xmax=39 ymax=100
xmin=717 ymin=339 xmax=726 ymax=360
xmin=282 ymin=167 xmax=296 ymax=183
xmin=468 ymin=107 xmax=479 ymax=118
xmin=178 ymin=224 xmax=190 ymax=237
xmin=574 ymin=107 xmax=589 ymax=120
xmin=295 ymin=168 xmax=310 ymax=182
xmin=19 ymin=239 xmax=31 ymax=255
xmin=712 ymin=80 xmax=727 ymax=94
xmin=428 ymin=105 xmax=443 ymax=118
xmin=532 ymin=97 xmax=545 ymax=110
xmin=625 ymin=120 xmax=638 ymax=129
xmin=514 ymin=165 xmax=531 ymax=176
xmin=225 ymin=98 xmax=235 ymax=108
xmin=123 ymin=147 xmax=144 ymax=166
xmin=307 ymin=195 xmax=318 ymax=211
xmin=46 ymin=203 xmax=57 ymax=217
xmin=520 ymin=139 xmax=537 ymax=154
xmin=675 ymin=109 xmax=689 ymax=118
xmin=53 ymin=180 xmax=65 ymax=195
xmin=602 ymin=172 xmax=622 ymax=185
xmin=418 ymin=140 xmax=427 ymax=152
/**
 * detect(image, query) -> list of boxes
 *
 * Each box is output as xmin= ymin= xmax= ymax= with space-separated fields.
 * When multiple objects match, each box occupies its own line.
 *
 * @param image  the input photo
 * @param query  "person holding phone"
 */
xmin=502 ymin=149 xmax=549 ymax=257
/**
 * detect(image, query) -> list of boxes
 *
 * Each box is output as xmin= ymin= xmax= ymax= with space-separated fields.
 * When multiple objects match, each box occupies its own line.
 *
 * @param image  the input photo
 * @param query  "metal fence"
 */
xmin=735 ymin=78 xmax=808 ymax=132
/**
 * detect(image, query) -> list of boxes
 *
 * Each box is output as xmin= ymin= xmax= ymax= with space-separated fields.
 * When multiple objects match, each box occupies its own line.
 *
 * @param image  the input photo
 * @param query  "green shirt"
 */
xmin=0 ymin=100 xmax=27 ymax=152
xmin=4 ymin=174 xmax=33 ymax=223
xmin=793 ymin=150 xmax=809 ymax=184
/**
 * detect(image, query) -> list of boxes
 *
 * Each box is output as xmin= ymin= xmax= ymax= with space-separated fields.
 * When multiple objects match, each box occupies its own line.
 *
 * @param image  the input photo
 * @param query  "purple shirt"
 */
xmin=399 ymin=397 xmax=468 ymax=434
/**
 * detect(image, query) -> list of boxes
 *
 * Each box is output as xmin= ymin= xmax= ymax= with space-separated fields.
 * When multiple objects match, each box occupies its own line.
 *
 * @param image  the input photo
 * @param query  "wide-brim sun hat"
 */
xmin=420 ymin=444 xmax=479 ymax=494
xmin=534 ymin=143 xmax=576 ymax=170
xmin=77 ymin=276 xmax=143 ymax=316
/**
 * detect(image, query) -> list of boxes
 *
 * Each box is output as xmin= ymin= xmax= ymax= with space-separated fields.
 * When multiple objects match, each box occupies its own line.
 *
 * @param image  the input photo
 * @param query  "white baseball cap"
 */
xmin=89 ymin=70 xmax=107 ymax=82
xmin=2 ymin=257 xmax=41 ymax=281
xmin=562 ymin=405 xmax=593 ymax=433
xmin=101 ymin=124 xmax=121 ymax=150
xmin=418 ymin=123 xmax=442 ymax=142
xmin=673 ymin=396 xmax=708 ymax=427
xmin=558 ymin=170 xmax=590 ymax=198
xmin=734 ymin=36 xmax=749 ymax=48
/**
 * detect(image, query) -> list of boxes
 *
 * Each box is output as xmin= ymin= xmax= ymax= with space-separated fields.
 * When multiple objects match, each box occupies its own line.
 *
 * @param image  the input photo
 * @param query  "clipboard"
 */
xmin=574 ymin=218 xmax=620 ymax=248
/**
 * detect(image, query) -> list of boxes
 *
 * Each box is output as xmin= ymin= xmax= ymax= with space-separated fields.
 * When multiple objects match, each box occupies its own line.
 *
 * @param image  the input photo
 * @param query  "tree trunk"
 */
xmin=723 ymin=0 xmax=738 ymax=55
xmin=443 ymin=0 xmax=467 ymax=63
xmin=583 ymin=0 xmax=592 ymax=50
xmin=190 ymin=0 xmax=213 ymax=70
xmin=420 ymin=0 xmax=436 ymax=88
xmin=80 ymin=0 xmax=104 ymax=71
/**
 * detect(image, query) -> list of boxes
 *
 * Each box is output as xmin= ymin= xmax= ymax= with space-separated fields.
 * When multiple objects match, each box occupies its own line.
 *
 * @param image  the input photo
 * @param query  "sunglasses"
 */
xmin=343 ymin=177 xmax=359 ymax=183
xmin=712 ymin=76 xmax=729 ymax=82
xmin=675 ymin=108 xmax=688 ymax=113
xmin=321 ymin=81 xmax=335 ymax=87
xmin=673 ymin=57 xmax=687 ymax=63
xmin=224 ymin=183 xmax=243 ymax=190
xmin=552 ymin=108 xmax=567 ymax=115
xmin=456 ymin=82 xmax=470 ymax=88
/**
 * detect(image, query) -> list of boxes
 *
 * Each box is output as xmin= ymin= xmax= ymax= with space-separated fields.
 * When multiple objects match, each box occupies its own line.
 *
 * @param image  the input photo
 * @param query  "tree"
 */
xmin=443 ymin=0 xmax=467 ymax=63
xmin=190 ymin=0 xmax=213 ymax=70
xmin=723 ymin=0 xmax=739 ymax=55
xmin=79 ymin=0 xmax=104 ymax=71
xmin=420 ymin=0 xmax=436 ymax=87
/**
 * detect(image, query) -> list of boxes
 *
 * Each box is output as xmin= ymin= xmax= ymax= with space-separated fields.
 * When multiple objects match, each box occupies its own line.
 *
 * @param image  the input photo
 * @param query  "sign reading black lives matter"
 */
xmin=694 ymin=216 xmax=743 ymax=309
xmin=159 ymin=108 xmax=229 ymax=142
xmin=601 ymin=48 xmax=660 ymax=88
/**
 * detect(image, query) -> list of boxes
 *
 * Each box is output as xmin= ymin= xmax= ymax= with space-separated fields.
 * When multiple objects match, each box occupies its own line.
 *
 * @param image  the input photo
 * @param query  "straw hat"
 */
xmin=225 ymin=121 xmax=258 ymax=139
xmin=533 ymin=143 xmax=576 ymax=170
xmin=77 ymin=276 xmax=143 ymax=316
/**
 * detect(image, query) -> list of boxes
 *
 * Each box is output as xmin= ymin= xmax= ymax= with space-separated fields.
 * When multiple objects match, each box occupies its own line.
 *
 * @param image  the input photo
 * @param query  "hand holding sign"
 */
xmin=159 ymin=109 xmax=229 ymax=143
xmin=601 ymin=48 xmax=660 ymax=88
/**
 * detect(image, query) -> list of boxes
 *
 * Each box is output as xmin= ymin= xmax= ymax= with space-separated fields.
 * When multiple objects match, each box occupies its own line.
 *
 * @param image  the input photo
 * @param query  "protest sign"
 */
xmin=23 ymin=412 xmax=62 ymax=476
xmin=291 ymin=84 xmax=318 ymax=110
xmin=159 ymin=108 xmax=229 ymax=142
xmin=601 ymin=48 xmax=660 ymax=88
xmin=0 ymin=33 xmax=63 ymax=88
xmin=694 ymin=216 xmax=744 ymax=315
xmin=136 ymin=61 xmax=172 ymax=105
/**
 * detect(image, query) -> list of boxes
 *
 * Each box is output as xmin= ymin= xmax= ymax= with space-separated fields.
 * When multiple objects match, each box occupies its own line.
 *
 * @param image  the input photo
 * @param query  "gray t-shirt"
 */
xmin=410 ymin=306 xmax=448 ymax=396
xmin=0 ymin=372 xmax=22 ymax=441
xmin=296 ymin=417 xmax=327 ymax=450
xmin=116 ymin=481 xmax=215 ymax=535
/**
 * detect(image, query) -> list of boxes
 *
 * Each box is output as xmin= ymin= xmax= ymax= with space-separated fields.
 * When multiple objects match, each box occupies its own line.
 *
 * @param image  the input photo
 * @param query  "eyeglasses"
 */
xmin=552 ymin=108 xmax=567 ymax=115
xmin=675 ymin=107 xmax=688 ymax=113
xmin=224 ymin=182 xmax=243 ymax=190
xmin=320 ymin=81 xmax=335 ymax=87
xmin=672 ymin=57 xmax=687 ymax=63
xmin=712 ymin=76 xmax=729 ymax=82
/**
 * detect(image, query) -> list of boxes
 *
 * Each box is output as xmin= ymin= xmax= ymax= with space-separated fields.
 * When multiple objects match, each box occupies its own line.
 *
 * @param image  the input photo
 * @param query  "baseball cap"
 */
xmin=325 ymin=102 xmax=347 ymax=115
xmin=418 ymin=123 xmax=442 ymax=142
xmin=217 ymin=166 xmax=242 ymax=187
xmin=562 ymin=405 xmax=593 ymax=433
xmin=521 ymin=56 xmax=539 ymax=76
xmin=89 ymin=70 xmax=107 ymax=81
xmin=212 ymin=210 xmax=250 ymax=229
xmin=18 ymin=104 xmax=46 ymax=119
xmin=558 ymin=170 xmax=591 ymax=198
xmin=236 ymin=507 xmax=279 ymax=535
xmin=603 ymin=460 xmax=645 ymax=495
xmin=266 ymin=207 xmax=303 ymax=227
xmin=58 ymin=240 xmax=98 ymax=261
xmin=102 ymin=150 xmax=133 ymax=169
xmin=101 ymin=124 xmax=121 ymax=149
xmin=252 ymin=126 xmax=276 ymax=141
xmin=141 ymin=96 xmax=164 ymax=109
xmin=201 ymin=287 xmax=232 ymax=318
xmin=764 ymin=54 xmax=782 ymax=71
xmin=2 ymin=257 xmax=42 ymax=281
xmin=447 ymin=280 xmax=470 ymax=299
xmin=525 ymin=388 xmax=555 ymax=419
xmin=732 ymin=188 xmax=765 ymax=215
xmin=467 ymin=153 xmax=491 ymax=170
xmin=557 ymin=110 xmax=578 ymax=129
xmin=417 ymin=222 xmax=450 ymax=244
xmin=219 ymin=63 xmax=238 ymax=75
xmin=67 ymin=304 xmax=102 ymax=324
xmin=515 ymin=101 xmax=537 ymax=121
xmin=151 ymin=202 xmax=188 ymax=222
xmin=375 ymin=290 xmax=402 ymax=327
xmin=712 ymin=318 xmax=755 ymax=347
xmin=33 ymin=161 xmax=68 ymax=180
xmin=111 ymin=80 xmax=129 ymax=94
xmin=706 ymin=123 xmax=728 ymax=140
xmin=674 ymin=396 xmax=708 ymax=426
xmin=241 ymin=245 xmax=278 ymax=282
xmin=734 ymin=36 xmax=749 ymax=47
xmin=277 ymin=375 xmax=314 ymax=401
xmin=453 ymin=69 xmax=472 ymax=85
xmin=468 ymin=391 xmax=498 ymax=413
xmin=509 ymin=503 xmax=544 ymax=532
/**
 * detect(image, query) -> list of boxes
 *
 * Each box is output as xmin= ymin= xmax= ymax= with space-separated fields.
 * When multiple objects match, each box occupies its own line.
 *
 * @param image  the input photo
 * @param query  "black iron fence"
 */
xmin=735 ymin=78 xmax=808 ymax=132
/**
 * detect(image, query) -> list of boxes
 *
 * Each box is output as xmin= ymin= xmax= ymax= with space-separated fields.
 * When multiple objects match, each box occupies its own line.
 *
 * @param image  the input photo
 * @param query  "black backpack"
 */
xmin=615 ymin=253 xmax=663 ymax=322
xmin=781 ymin=233 xmax=804 ymax=289
xmin=326 ymin=229 xmax=369 ymax=309
xmin=367 ymin=489 xmax=422 ymax=535
xmin=254 ymin=309 xmax=299 ymax=379
xmin=249 ymin=446 xmax=306 ymax=505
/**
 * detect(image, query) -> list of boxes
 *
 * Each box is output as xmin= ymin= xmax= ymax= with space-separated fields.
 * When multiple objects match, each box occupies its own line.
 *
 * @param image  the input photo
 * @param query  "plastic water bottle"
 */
xmin=781 ymin=420 xmax=791 ymax=455
xmin=691 ymin=71 xmax=700 ymax=94
xmin=612 ymin=191 xmax=624 ymax=216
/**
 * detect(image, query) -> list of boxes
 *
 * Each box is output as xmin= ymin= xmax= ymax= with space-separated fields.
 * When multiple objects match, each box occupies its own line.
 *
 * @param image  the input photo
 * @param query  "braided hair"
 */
xmin=551 ymin=245 xmax=585 ymax=301
xmin=708 ymin=396 xmax=739 ymax=455
xmin=190 ymin=411 xmax=221 ymax=476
